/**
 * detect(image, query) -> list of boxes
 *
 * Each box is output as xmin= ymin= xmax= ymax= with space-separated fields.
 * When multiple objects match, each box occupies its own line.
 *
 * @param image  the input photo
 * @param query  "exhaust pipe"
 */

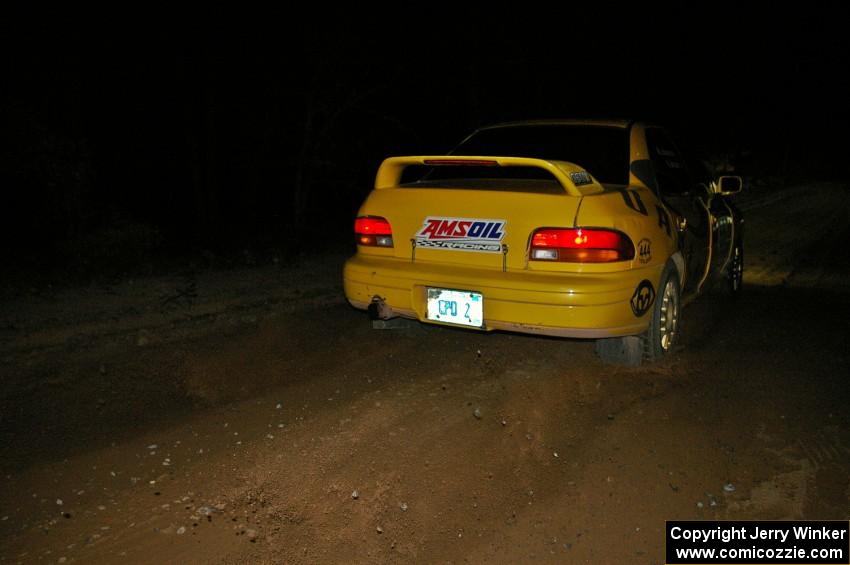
xmin=367 ymin=296 xmax=393 ymax=320
xmin=368 ymin=296 xmax=419 ymax=330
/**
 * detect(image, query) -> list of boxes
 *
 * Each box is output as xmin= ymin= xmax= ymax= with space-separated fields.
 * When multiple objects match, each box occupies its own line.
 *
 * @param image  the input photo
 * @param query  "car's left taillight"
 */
xmin=354 ymin=216 xmax=394 ymax=247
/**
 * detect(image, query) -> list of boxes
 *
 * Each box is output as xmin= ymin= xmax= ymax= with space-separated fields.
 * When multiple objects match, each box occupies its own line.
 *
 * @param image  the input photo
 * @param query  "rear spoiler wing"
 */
xmin=374 ymin=156 xmax=602 ymax=197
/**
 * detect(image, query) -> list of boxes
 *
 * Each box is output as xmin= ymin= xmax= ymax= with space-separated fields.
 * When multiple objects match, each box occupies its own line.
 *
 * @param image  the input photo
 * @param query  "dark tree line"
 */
xmin=2 ymin=10 xmax=847 ymax=278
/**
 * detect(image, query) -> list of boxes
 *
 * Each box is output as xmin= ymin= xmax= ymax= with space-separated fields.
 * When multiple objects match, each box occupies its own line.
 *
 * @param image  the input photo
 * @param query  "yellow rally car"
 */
xmin=343 ymin=120 xmax=743 ymax=365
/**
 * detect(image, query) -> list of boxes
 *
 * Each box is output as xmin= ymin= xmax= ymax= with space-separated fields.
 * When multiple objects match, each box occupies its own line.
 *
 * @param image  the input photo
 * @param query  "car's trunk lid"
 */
xmin=358 ymin=156 xmax=597 ymax=270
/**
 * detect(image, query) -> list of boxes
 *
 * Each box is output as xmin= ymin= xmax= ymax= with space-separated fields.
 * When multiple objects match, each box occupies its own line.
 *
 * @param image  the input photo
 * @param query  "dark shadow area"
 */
xmin=684 ymin=282 xmax=850 ymax=411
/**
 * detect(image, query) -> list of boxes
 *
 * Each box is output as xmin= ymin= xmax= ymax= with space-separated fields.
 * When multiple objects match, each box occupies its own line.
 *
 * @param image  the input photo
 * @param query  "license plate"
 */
xmin=426 ymin=288 xmax=483 ymax=328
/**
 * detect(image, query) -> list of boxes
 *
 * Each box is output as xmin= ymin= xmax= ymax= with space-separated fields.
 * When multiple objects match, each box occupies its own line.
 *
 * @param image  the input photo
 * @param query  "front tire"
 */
xmin=724 ymin=240 xmax=743 ymax=296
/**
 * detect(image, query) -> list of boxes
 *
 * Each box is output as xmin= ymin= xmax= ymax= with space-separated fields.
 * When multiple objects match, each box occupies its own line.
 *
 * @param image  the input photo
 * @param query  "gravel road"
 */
xmin=1 ymin=183 xmax=848 ymax=563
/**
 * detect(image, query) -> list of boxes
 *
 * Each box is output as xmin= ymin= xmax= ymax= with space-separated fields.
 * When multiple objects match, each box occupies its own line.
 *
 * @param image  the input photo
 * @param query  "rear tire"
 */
xmin=594 ymin=263 xmax=680 ymax=366
xmin=643 ymin=263 xmax=680 ymax=362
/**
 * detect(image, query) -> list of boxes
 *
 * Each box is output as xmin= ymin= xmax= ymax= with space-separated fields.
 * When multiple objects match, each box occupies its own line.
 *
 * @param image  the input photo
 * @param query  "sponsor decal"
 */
xmin=416 ymin=217 xmax=507 ymax=253
xmin=656 ymin=204 xmax=672 ymax=237
xmin=630 ymin=279 xmax=655 ymax=317
xmin=619 ymin=191 xmax=675 ymax=241
xmin=713 ymin=215 xmax=732 ymax=232
xmin=620 ymin=189 xmax=648 ymax=216
xmin=570 ymin=171 xmax=593 ymax=186
xmin=637 ymin=238 xmax=652 ymax=264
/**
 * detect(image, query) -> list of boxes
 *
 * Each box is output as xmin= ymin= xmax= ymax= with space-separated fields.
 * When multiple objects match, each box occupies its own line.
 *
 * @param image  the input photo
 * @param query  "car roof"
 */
xmin=477 ymin=119 xmax=637 ymax=131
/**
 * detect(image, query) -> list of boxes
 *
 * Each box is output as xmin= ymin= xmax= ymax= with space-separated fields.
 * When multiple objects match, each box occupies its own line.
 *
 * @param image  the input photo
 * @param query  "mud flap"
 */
xmin=594 ymin=335 xmax=644 ymax=367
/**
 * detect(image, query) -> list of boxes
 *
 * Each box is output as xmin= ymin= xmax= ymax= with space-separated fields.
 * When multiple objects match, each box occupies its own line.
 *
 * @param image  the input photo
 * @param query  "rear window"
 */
xmin=403 ymin=125 xmax=630 ymax=188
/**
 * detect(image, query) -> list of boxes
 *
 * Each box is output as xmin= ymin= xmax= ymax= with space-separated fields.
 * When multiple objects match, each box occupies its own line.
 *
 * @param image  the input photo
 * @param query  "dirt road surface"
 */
xmin=2 ymin=183 xmax=849 ymax=564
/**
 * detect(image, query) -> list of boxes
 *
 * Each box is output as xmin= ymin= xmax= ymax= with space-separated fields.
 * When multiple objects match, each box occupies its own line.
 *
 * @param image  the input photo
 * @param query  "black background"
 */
xmin=3 ymin=6 xmax=848 ymax=279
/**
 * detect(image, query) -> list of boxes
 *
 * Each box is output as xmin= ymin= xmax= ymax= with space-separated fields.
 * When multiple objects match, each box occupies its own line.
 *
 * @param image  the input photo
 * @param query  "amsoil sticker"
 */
xmin=631 ymin=280 xmax=655 ymax=317
xmin=637 ymin=238 xmax=651 ymax=264
xmin=415 ymin=217 xmax=507 ymax=253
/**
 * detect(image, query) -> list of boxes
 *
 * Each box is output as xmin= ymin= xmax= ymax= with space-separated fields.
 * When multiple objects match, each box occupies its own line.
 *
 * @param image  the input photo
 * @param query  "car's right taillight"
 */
xmin=530 ymin=227 xmax=634 ymax=263
xmin=354 ymin=216 xmax=394 ymax=247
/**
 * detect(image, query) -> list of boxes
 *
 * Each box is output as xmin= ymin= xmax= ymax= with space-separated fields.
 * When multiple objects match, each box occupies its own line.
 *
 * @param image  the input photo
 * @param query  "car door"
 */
xmin=645 ymin=128 xmax=711 ymax=295
xmin=705 ymin=175 xmax=736 ymax=279
xmin=678 ymin=145 xmax=736 ymax=279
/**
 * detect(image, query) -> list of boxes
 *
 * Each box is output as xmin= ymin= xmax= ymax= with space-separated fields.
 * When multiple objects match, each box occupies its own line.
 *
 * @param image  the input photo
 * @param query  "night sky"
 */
xmin=3 ymin=6 xmax=848 ymax=278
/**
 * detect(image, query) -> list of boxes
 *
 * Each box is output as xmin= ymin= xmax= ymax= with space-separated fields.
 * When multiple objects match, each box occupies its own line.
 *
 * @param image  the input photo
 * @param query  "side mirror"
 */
xmin=717 ymin=175 xmax=742 ymax=195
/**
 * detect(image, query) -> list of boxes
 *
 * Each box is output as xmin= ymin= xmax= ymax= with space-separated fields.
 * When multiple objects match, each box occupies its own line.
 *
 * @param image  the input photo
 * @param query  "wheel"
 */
xmin=595 ymin=264 xmax=680 ymax=366
xmin=724 ymin=240 xmax=743 ymax=296
xmin=594 ymin=263 xmax=680 ymax=366
xmin=643 ymin=263 xmax=680 ymax=362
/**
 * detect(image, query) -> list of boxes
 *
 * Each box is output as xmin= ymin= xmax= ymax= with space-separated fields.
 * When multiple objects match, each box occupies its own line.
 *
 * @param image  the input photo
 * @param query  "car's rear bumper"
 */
xmin=343 ymin=255 xmax=662 ymax=339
